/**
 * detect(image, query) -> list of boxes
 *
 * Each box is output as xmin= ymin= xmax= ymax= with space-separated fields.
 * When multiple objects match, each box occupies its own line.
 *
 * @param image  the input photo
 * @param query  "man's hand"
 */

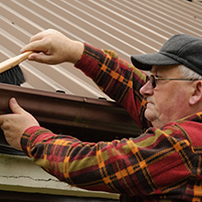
xmin=0 ymin=98 xmax=39 ymax=151
xmin=21 ymin=29 xmax=84 ymax=65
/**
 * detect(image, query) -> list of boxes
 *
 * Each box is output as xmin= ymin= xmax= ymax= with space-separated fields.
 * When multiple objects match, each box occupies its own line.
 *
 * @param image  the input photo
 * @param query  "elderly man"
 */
xmin=1 ymin=29 xmax=202 ymax=202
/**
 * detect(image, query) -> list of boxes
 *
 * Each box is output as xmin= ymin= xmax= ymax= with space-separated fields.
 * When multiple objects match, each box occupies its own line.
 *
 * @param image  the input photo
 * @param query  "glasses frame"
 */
xmin=146 ymin=75 xmax=200 ymax=89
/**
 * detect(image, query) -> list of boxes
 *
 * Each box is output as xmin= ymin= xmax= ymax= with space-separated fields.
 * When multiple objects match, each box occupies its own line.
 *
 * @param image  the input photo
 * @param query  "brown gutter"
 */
xmin=0 ymin=83 xmax=141 ymax=145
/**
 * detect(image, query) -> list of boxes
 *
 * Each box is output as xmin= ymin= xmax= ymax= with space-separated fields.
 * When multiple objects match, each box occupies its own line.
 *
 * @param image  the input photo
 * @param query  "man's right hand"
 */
xmin=21 ymin=29 xmax=84 ymax=65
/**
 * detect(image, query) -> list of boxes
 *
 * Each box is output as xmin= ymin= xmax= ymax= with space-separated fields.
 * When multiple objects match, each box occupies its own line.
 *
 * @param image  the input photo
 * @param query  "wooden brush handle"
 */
xmin=0 ymin=51 xmax=33 ymax=73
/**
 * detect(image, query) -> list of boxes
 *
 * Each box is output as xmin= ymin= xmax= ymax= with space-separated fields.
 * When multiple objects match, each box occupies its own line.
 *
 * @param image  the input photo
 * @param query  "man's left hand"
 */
xmin=0 ymin=98 xmax=39 ymax=150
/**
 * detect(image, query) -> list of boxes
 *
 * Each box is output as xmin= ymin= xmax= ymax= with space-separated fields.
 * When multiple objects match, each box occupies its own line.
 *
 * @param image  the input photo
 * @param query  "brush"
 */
xmin=0 ymin=51 xmax=32 ymax=86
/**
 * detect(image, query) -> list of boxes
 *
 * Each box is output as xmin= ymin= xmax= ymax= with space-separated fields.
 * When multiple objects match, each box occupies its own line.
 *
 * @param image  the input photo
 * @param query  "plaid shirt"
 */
xmin=21 ymin=43 xmax=202 ymax=202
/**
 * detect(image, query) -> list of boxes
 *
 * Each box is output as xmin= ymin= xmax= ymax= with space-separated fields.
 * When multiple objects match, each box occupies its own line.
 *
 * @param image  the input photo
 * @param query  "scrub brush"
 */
xmin=0 ymin=51 xmax=32 ymax=85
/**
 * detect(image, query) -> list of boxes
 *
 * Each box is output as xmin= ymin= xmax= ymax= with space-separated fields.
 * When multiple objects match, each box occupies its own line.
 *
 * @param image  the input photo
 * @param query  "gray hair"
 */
xmin=178 ymin=64 xmax=202 ymax=80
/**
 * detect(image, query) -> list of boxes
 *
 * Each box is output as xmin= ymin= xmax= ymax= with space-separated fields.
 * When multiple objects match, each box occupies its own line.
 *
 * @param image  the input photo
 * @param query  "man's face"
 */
xmin=140 ymin=65 xmax=194 ymax=128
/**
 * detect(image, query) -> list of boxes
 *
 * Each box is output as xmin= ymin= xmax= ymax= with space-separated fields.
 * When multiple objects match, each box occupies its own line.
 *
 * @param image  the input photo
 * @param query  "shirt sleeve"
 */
xmin=75 ymin=43 xmax=150 ymax=130
xmin=21 ymin=124 xmax=194 ymax=198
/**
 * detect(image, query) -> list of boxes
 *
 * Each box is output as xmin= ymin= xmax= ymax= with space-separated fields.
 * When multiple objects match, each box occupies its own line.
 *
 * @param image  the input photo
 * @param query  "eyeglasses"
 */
xmin=146 ymin=75 xmax=199 ymax=89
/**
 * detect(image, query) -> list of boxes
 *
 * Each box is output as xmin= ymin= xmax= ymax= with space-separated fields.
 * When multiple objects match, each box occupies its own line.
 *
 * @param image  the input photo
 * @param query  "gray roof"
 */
xmin=0 ymin=0 xmax=202 ymax=99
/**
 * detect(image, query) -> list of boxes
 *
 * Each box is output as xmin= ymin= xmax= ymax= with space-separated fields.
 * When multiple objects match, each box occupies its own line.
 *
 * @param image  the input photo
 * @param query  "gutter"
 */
xmin=0 ymin=83 xmax=141 ymax=154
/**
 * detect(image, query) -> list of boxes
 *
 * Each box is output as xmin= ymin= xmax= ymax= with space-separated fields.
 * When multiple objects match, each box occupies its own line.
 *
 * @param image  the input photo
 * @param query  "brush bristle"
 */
xmin=0 ymin=65 xmax=25 ymax=86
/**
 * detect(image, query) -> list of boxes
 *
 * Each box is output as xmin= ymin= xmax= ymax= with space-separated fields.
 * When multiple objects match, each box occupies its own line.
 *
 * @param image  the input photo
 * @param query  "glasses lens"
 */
xmin=150 ymin=75 xmax=156 ymax=88
xmin=146 ymin=75 xmax=149 ymax=83
xmin=145 ymin=75 xmax=156 ymax=88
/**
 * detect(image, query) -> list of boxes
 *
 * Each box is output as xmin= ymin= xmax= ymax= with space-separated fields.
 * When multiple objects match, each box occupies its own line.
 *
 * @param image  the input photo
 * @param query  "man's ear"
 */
xmin=189 ymin=80 xmax=202 ymax=105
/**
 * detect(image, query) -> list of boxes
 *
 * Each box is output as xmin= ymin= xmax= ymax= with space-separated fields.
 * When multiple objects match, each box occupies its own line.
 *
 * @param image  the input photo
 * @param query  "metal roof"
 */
xmin=0 ymin=0 xmax=202 ymax=99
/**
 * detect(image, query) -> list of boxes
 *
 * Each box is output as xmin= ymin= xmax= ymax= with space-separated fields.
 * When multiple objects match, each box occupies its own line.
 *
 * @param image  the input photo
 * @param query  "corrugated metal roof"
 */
xmin=0 ymin=0 xmax=202 ymax=99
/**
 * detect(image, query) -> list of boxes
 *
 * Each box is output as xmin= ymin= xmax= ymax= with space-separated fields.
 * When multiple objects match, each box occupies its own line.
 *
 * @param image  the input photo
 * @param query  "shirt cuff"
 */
xmin=74 ymin=43 xmax=102 ymax=80
xmin=21 ymin=126 xmax=52 ymax=157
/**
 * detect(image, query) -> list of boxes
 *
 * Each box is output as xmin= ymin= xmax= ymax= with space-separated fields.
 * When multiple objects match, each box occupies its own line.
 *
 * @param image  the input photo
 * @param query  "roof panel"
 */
xmin=0 ymin=0 xmax=202 ymax=99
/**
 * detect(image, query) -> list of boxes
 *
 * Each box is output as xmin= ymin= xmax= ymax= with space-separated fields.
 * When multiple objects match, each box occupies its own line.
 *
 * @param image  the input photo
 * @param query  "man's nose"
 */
xmin=140 ymin=80 xmax=154 ymax=96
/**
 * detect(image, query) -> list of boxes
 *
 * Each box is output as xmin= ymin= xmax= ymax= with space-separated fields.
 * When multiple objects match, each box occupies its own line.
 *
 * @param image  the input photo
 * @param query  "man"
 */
xmin=1 ymin=29 xmax=202 ymax=201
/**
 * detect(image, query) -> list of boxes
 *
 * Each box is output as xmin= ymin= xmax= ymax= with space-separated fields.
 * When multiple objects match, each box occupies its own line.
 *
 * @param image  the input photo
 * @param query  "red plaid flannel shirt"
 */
xmin=21 ymin=43 xmax=202 ymax=202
